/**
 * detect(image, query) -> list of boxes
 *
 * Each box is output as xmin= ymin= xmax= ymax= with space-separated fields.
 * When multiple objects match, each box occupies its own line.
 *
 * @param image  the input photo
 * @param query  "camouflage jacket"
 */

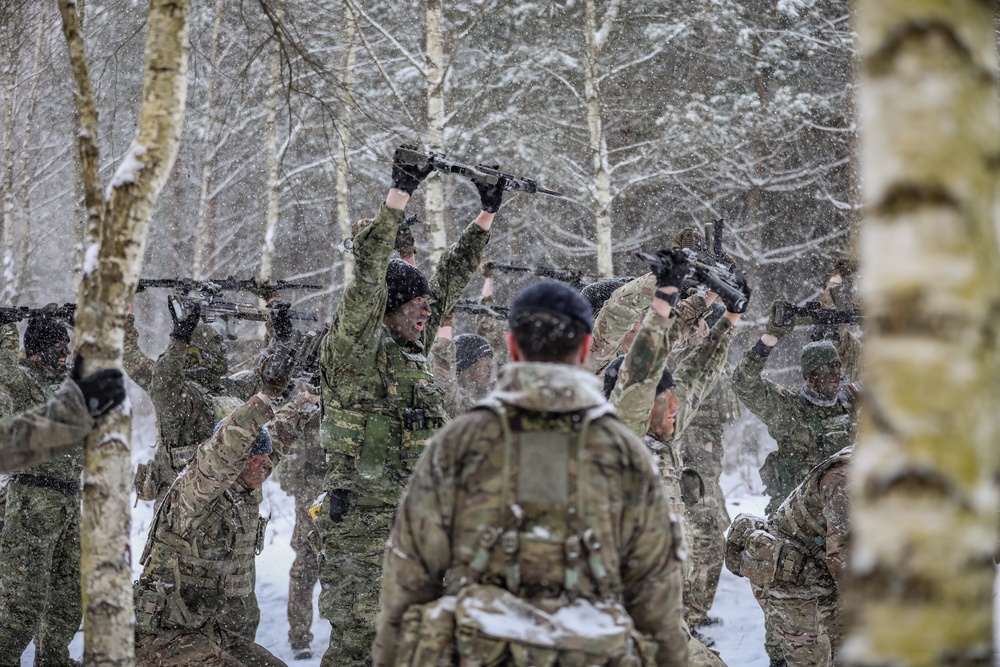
xmin=675 ymin=367 xmax=740 ymax=477
xmin=149 ymin=338 xmax=252 ymax=475
xmin=477 ymin=294 xmax=509 ymax=368
xmin=769 ymin=446 xmax=851 ymax=591
xmin=428 ymin=335 xmax=485 ymax=419
xmin=135 ymin=392 xmax=317 ymax=635
xmin=374 ymin=363 xmax=687 ymax=667
xmin=0 ymin=380 xmax=94 ymax=473
xmin=732 ymin=344 xmax=859 ymax=512
xmin=611 ymin=309 xmax=736 ymax=452
xmin=319 ymin=203 xmax=490 ymax=504
xmin=123 ymin=313 xmax=154 ymax=391
xmin=0 ymin=325 xmax=75 ymax=483
xmin=586 ymin=273 xmax=708 ymax=375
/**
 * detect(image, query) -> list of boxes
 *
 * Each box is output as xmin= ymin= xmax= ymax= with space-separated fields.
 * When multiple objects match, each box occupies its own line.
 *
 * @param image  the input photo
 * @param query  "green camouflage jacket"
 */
xmin=123 ymin=313 xmax=154 ymax=391
xmin=0 ymin=324 xmax=75 ymax=482
xmin=0 ymin=380 xmax=94 ymax=473
xmin=586 ymin=273 xmax=708 ymax=375
xmin=374 ymin=362 xmax=687 ymax=667
xmin=319 ymin=203 xmax=490 ymax=504
xmin=732 ymin=344 xmax=859 ymax=513
xmin=135 ymin=392 xmax=317 ymax=635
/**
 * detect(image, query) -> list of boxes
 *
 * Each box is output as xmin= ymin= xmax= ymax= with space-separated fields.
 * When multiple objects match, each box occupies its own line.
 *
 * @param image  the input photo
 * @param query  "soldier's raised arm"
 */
xmin=0 ymin=320 xmax=28 ymax=395
xmin=122 ymin=311 xmax=153 ymax=391
xmin=732 ymin=303 xmax=797 ymax=416
xmin=150 ymin=304 xmax=203 ymax=452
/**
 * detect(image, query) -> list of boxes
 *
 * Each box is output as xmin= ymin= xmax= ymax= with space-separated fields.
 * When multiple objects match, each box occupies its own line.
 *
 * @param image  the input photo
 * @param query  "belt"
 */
xmin=13 ymin=473 xmax=80 ymax=495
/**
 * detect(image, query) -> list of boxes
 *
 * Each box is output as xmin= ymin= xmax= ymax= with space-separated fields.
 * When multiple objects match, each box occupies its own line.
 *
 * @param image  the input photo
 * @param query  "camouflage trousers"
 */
xmin=681 ymin=469 xmax=730 ymax=627
xmin=316 ymin=499 xmax=395 ymax=667
xmin=0 ymin=480 xmax=81 ymax=667
xmin=287 ymin=493 xmax=320 ymax=652
xmin=135 ymin=627 xmax=285 ymax=667
xmin=750 ymin=582 xmax=840 ymax=667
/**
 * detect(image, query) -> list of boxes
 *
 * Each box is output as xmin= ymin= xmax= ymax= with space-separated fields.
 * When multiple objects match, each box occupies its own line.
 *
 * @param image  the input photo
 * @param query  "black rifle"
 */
xmin=635 ymin=248 xmax=749 ymax=314
xmin=773 ymin=300 xmax=863 ymax=342
xmin=394 ymin=146 xmax=564 ymax=198
xmin=0 ymin=302 xmax=77 ymax=326
xmin=453 ymin=300 xmax=509 ymax=319
xmin=169 ymin=294 xmax=318 ymax=324
xmin=488 ymin=262 xmax=596 ymax=288
xmin=138 ymin=277 xmax=322 ymax=299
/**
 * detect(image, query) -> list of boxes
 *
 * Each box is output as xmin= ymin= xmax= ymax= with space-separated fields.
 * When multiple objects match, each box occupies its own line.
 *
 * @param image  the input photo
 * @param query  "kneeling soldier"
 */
xmin=133 ymin=343 xmax=318 ymax=667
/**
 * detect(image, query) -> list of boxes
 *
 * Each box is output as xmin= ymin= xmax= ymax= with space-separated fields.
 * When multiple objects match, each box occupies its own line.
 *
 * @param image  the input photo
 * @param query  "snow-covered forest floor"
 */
xmin=20 ymin=382 xmax=997 ymax=667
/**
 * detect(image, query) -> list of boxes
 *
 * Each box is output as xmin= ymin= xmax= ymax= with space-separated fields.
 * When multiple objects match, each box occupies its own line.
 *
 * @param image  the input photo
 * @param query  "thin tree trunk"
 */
xmin=335 ymin=2 xmax=358 ymax=285
xmin=844 ymin=2 xmax=1000 ymax=666
xmin=0 ymin=7 xmax=18 ymax=304
xmin=583 ymin=0 xmax=619 ymax=278
xmin=58 ymin=0 xmax=191 ymax=664
xmin=425 ymin=0 xmax=446 ymax=267
xmin=192 ymin=0 xmax=224 ymax=280
xmin=259 ymin=10 xmax=282 ymax=284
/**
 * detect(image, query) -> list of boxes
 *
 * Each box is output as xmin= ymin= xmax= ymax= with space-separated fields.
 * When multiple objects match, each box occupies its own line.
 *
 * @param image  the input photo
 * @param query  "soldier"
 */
xmin=136 ymin=303 xmax=273 ymax=501
xmin=580 ymin=275 xmax=634 ymax=316
xmin=373 ymin=281 xmax=687 ymax=667
xmin=0 ymin=362 xmax=125 ymax=473
xmin=732 ymin=307 xmax=860 ymax=515
xmin=315 ymin=147 xmax=498 ymax=667
xmin=0 ymin=316 xmax=80 ymax=666
xmin=429 ymin=326 xmax=496 ymax=418
xmin=725 ymin=446 xmax=851 ymax=667
xmin=133 ymin=345 xmax=318 ymax=667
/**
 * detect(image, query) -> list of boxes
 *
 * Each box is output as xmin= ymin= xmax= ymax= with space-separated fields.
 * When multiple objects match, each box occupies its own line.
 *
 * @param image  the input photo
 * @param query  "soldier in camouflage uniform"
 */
xmin=133 ymin=346 xmax=318 ymax=667
xmin=136 ymin=304 xmax=265 ymax=502
xmin=429 ymin=327 xmax=496 ymax=418
xmin=732 ymin=307 xmax=860 ymax=515
xmin=0 ymin=317 xmax=80 ymax=666
xmin=374 ymin=281 xmax=688 ymax=667
xmin=315 ymin=148 xmax=499 ymax=667
xmin=725 ymin=447 xmax=851 ymax=667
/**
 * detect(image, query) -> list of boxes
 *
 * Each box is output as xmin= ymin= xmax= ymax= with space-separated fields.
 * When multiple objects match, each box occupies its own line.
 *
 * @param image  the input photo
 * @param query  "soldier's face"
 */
xmin=239 ymin=453 xmax=273 ymax=489
xmin=384 ymin=295 xmax=431 ymax=342
xmin=649 ymin=389 xmax=680 ymax=439
xmin=805 ymin=363 xmax=841 ymax=401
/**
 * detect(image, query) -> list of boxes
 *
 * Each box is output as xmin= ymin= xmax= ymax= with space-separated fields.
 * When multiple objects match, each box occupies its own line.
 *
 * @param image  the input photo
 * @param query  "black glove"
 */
xmin=395 ymin=223 xmax=416 ymax=258
xmin=72 ymin=357 xmax=126 ymax=418
xmin=329 ymin=489 xmax=350 ymax=523
xmin=475 ymin=168 xmax=504 ymax=213
xmin=765 ymin=302 xmax=794 ymax=339
xmin=721 ymin=268 xmax=752 ymax=314
xmin=650 ymin=249 xmax=691 ymax=290
xmin=269 ymin=302 xmax=293 ymax=341
xmin=170 ymin=300 xmax=201 ymax=343
xmin=0 ymin=309 xmax=21 ymax=327
xmin=258 ymin=336 xmax=299 ymax=398
xmin=391 ymin=145 xmax=433 ymax=195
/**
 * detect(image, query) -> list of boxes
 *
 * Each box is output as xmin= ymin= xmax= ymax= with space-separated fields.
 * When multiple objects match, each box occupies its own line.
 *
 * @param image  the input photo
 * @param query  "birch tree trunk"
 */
xmin=0 ymin=9 xmax=18 ymax=304
xmin=192 ymin=0 xmax=224 ymax=280
xmin=335 ymin=3 xmax=358 ymax=285
xmin=259 ymin=9 xmax=282 ymax=285
xmin=583 ymin=0 xmax=619 ymax=278
xmin=425 ymin=0 xmax=447 ymax=267
xmin=58 ymin=0 xmax=191 ymax=664
xmin=844 ymin=2 xmax=1000 ymax=665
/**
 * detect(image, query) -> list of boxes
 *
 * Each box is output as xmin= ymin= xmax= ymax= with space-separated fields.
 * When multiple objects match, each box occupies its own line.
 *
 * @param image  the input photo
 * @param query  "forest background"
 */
xmin=0 ymin=0 xmax=855 ymax=381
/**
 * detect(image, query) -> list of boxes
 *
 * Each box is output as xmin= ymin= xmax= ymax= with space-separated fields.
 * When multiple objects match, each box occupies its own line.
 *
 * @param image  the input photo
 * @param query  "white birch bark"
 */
xmin=191 ymin=0 xmax=224 ymax=280
xmin=259 ymin=15 xmax=282 ymax=285
xmin=0 ymin=10 xmax=18 ymax=304
xmin=844 ymin=2 xmax=1000 ymax=665
xmin=58 ymin=0 xmax=191 ymax=664
xmin=335 ymin=3 xmax=358 ymax=285
xmin=584 ymin=0 xmax=620 ymax=277
xmin=425 ymin=0 xmax=447 ymax=268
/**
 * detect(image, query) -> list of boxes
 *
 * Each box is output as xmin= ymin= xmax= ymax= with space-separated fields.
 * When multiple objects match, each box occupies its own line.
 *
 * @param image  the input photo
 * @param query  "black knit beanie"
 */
xmin=385 ymin=259 xmax=430 ymax=313
xmin=581 ymin=276 xmax=634 ymax=317
xmin=24 ymin=317 xmax=70 ymax=358
xmin=508 ymin=281 xmax=594 ymax=333
xmin=454 ymin=334 xmax=493 ymax=374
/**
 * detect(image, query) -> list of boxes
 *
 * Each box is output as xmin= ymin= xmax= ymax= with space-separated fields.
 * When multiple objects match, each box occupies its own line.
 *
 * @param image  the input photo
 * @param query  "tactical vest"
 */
xmin=11 ymin=361 xmax=80 ymax=484
xmin=167 ymin=391 xmax=244 ymax=472
xmin=135 ymin=483 xmax=267 ymax=635
xmin=321 ymin=329 xmax=447 ymax=501
xmin=394 ymin=402 xmax=658 ymax=667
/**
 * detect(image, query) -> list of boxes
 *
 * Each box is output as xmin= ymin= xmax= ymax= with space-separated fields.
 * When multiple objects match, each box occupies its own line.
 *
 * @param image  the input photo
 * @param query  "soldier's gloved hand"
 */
xmin=391 ymin=145 xmax=433 ymax=195
xmin=259 ymin=340 xmax=298 ymax=398
xmin=0 ymin=308 xmax=21 ymax=327
xmin=395 ymin=219 xmax=417 ymax=258
xmin=765 ymin=302 xmax=794 ymax=339
xmin=72 ymin=357 xmax=127 ymax=418
xmin=651 ymin=248 xmax=691 ymax=290
xmin=329 ymin=489 xmax=350 ymax=523
xmin=169 ymin=301 xmax=201 ymax=343
xmin=720 ymin=267 xmax=751 ymax=314
xmin=269 ymin=302 xmax=293 ymax=341
xmin=475 ymin=168 xmax=504 ymax=213
xmin=481 ymin=259 xmax=494 ymax=279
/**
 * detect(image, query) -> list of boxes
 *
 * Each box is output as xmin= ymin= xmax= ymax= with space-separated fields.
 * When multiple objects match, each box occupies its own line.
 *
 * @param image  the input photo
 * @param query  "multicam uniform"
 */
xmin=731 ymin=345 xmax=859 ymax=514
xmin=0 ymin=380 xmax=94 ymax=473
xmin=316 ymin=204 xmax=489 ymax=666
xmin=373 ymin=363 xmax=688 ymax=667
xmin=726 ymin=447 xmax=851 ymax=667
xmin=0 ymin=324 xmax=77 ymax=667
xmin=134 ymin=392 xmax=316 ymax=667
